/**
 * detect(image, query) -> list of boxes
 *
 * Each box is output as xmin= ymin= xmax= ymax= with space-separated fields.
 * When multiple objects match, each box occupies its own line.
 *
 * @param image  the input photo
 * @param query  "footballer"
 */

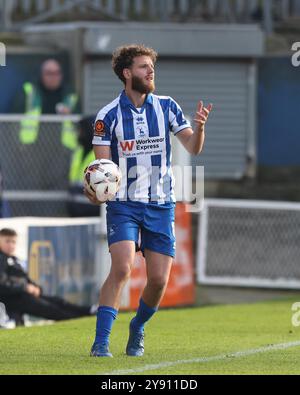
xmin=85 ymin=44 xmax=212 ymax=357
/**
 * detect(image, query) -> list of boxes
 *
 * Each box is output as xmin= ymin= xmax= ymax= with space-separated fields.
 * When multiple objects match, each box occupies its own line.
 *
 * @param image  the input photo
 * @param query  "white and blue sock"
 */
xmin=130 ymin=298 xmax=158 ymax=334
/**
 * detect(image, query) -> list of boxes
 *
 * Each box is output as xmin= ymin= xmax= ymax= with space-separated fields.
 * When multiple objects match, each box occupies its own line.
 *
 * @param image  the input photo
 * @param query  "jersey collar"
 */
xmin=120 ymin=90 xmax=153 ymax=113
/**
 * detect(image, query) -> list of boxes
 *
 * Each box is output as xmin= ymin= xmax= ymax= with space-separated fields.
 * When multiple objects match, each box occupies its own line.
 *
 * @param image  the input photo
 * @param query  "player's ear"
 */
xmin=123 ymin=68 xmax=131 ymax=81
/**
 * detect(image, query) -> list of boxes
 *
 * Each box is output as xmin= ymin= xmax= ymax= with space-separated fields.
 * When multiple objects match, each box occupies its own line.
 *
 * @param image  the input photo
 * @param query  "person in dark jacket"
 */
xmin=0 ymin=228 xmax=96 ymax=324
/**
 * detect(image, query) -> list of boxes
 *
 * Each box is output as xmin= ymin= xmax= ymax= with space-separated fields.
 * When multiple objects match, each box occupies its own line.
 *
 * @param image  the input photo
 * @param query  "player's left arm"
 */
xmin=176 ymin=101 xmax=213 ymax=155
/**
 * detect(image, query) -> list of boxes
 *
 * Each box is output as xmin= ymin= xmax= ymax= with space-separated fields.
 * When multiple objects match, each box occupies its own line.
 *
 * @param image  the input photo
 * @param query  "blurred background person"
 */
xmin=68 ymin=115 xmax=99 ymax=217
xmin=12 ymin=58 xmax=80 ymax=148
xmin=10 ymin=58 xmax=81 ymax=193
xmin=0 ymin=228 xmax=97 ymax=325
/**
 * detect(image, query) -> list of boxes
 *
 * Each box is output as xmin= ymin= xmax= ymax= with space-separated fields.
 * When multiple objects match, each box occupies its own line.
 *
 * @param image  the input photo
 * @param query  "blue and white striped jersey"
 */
xmin=92 ymin=90 xmax=190 ymax=204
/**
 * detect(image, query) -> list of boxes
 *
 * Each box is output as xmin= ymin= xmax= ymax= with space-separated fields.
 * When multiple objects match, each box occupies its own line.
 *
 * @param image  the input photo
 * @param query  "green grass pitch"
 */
xmin=1 ymin=298 xmax=300 ymax=375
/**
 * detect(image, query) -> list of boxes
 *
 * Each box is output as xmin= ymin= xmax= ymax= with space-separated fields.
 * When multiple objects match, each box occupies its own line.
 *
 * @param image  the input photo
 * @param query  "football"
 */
xmin=84 ymin=159 xmax=122 ymax=202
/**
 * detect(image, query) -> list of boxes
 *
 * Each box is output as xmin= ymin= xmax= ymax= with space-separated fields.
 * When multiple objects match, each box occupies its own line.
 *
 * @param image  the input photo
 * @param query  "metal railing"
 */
xmin=1 ymin=0 xmax=300 ymax=32
xmin=0 ymin=114 xmax=83 ymax=217
xmin=197 ymin=198 xmax=300 ymax=289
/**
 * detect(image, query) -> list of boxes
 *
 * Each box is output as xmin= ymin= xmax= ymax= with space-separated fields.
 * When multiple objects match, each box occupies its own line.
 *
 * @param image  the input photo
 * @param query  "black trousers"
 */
xmin=1 ymin=292 xmax=91 ymax=321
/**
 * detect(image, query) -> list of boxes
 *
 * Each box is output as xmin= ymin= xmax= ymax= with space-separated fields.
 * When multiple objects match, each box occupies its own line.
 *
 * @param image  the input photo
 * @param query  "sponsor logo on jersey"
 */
xmin=119 ymin=137 xmax=165 ymax=157
xmin=120 ymin=141 xmax=135 ymax=152
xmin=135 ymin=137 xmax=165 ymax=150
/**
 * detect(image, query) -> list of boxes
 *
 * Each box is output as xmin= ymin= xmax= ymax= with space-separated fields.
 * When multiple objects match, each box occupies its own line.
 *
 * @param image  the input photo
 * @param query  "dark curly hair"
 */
xmin=112 ymin=44 xmax=158 ymax=84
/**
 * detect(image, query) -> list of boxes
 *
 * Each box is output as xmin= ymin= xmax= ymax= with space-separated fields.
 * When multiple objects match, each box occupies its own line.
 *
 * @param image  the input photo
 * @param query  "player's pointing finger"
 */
xmin=197 ymin=101 xmax=203 ymax=113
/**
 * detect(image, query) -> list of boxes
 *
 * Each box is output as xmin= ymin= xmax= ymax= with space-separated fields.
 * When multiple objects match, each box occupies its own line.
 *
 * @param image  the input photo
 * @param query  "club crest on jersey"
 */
xmin=137 ymin=128 xmax=146 ymax=138
xmin=94 ymin=120 xmax=105 ymax=137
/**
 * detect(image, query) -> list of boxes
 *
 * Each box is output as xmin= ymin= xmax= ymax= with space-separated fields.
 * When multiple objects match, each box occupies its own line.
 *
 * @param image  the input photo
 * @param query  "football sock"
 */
xmin=94 ymin=306 xmax=118 ymax=345
xmin=130 ymin=298 xmax=158 ymax=333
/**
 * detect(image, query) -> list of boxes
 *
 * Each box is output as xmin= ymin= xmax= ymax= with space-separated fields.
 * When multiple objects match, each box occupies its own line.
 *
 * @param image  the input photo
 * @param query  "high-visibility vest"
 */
xmin=69 ymin=147 xmax=95 ymax=185
xmin=19 ymin=82 xmax=78 ymax=150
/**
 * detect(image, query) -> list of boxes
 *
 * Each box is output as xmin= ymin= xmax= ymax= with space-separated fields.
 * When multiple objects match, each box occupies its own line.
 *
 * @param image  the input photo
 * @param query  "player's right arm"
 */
xmin=93 ymin=145 xmax=111 ymax=160
xmin=84 ymin=103 xmax=118 ymax=204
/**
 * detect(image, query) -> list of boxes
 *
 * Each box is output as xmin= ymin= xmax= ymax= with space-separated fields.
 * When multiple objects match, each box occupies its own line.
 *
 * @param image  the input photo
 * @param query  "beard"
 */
xmin=132 ymin=75 xmax=155 ymax=94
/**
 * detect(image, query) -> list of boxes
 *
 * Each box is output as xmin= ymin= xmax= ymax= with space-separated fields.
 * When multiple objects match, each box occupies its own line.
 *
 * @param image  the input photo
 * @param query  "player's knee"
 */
xmin=148 ymin=275 xmax=168 ymax=292
xmin=112 ymin=262 xmax=132 ymax=284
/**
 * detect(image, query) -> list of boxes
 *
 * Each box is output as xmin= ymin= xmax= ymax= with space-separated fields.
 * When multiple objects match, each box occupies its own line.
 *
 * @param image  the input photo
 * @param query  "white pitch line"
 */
xmin=104 ymin=340 xmax=300 ymax=375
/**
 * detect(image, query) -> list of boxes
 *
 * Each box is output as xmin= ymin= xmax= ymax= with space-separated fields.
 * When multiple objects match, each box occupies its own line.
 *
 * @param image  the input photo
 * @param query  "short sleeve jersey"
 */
xmin=92 ymin=90 xmax=190 ymax=204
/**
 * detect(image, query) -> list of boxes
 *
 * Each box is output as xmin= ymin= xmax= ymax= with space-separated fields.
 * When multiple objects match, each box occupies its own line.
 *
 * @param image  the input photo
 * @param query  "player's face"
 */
xmin=0 ymin=236 xmax=17 ymax=256
xmin=129 ymin=56 xmax=155 ymax=94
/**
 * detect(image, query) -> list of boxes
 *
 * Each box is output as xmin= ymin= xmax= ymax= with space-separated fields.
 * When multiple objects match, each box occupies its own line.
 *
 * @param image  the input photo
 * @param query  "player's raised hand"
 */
xmin=194 ymin=101 xmax=213 ymax=129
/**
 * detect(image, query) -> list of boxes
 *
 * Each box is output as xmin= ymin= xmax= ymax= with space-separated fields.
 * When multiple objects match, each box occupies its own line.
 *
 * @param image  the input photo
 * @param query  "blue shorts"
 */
xmin=106 ymin=201 xmax=176 ymax=258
